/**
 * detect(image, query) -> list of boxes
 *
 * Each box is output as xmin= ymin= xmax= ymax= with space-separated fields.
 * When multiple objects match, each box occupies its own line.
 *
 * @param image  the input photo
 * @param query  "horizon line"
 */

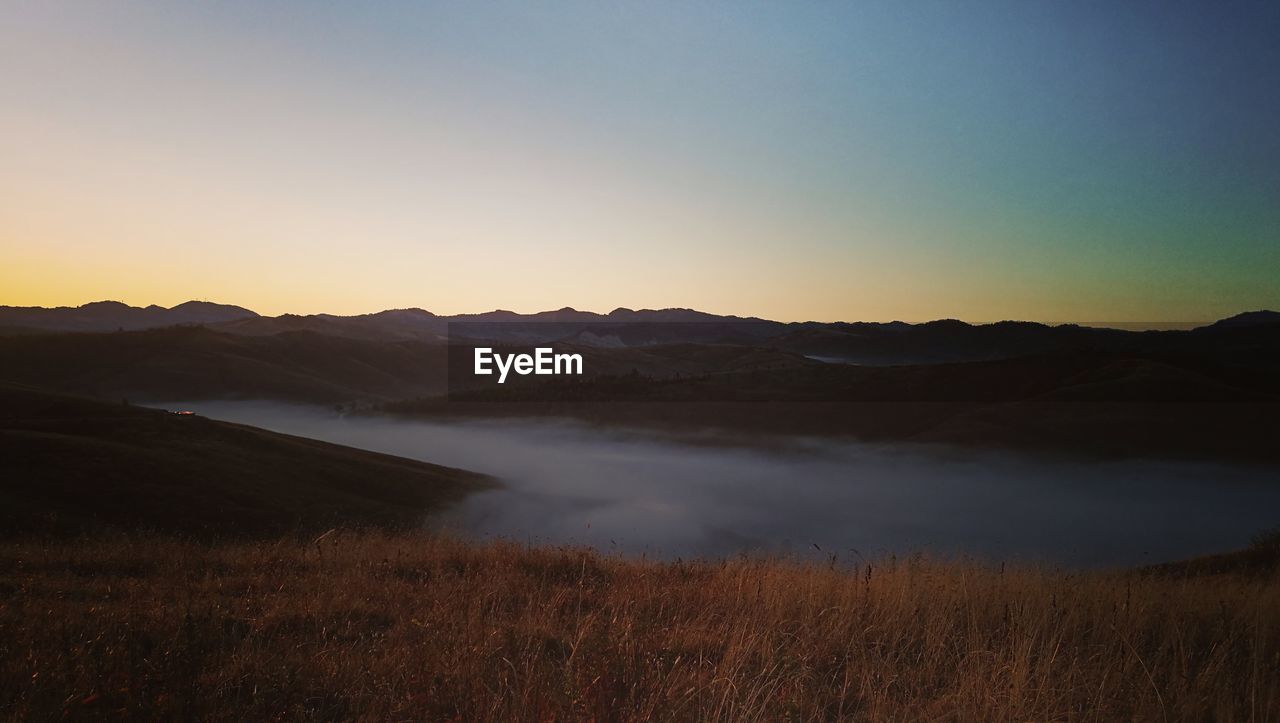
xmin=2 ymin=297 xmax=1247 ymax=330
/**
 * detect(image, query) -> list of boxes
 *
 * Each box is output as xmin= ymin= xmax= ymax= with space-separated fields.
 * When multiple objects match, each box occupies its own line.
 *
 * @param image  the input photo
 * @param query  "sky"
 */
xmin=2 ymin=1 xmax=1277 ymax=323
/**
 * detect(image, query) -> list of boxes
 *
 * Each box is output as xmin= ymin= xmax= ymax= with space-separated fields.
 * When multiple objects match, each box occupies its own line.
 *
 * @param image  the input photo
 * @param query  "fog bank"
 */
xmin=167 ymin=400 xmax=1280 ymax=567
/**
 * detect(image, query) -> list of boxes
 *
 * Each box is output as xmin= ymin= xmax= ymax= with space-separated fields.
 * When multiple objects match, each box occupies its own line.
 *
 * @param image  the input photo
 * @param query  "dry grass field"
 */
xmin=2 ymin=532 xmax=1277 ymax=721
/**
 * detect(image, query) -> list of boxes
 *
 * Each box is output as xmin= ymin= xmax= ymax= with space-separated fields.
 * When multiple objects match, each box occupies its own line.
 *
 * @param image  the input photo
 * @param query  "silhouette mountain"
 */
xmin=2 ymin=301 xmax=1276 ymax=365
xmin=0 ymin=300 xmax=256 ymax=333
xmin=214 ymin=309 xmax=444 ymax=341
xmin=1203 ymin=310 xmax=1280 ymax=329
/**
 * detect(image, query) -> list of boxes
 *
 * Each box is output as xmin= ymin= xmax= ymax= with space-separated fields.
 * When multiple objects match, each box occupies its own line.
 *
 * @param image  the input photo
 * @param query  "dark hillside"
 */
xmin=0 ymin=326 xmax=448 ymax=403
xmin=0 ymin=385 xmax=489 ymax=537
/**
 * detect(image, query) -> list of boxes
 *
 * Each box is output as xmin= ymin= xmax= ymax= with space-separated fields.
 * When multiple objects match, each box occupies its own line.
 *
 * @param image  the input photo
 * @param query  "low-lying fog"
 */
xmin=169 ymin=400 xmax=1280 ymax=567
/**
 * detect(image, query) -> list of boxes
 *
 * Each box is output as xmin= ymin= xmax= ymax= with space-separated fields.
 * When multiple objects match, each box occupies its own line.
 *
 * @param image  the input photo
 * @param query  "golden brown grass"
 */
xmin=1 ymin=533 xmax=1277 ymax=721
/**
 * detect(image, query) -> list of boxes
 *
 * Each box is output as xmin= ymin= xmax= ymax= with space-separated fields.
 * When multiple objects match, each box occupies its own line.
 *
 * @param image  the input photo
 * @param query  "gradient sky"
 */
xmin=2 ymin=1 xmax=1277 ymax=322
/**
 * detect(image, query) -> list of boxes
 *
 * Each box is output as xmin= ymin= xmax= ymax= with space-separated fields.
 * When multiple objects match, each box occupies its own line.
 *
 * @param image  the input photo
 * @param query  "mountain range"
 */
xmin=0 ymin=300 xmax=257 ymax=333
xmin=0 ymin=301 xmax=770 ymax=338
xmin=1 ymin=301 xmax=1277 ymax=462
xmin=2 ymin=301 xmax=1278 ymax=367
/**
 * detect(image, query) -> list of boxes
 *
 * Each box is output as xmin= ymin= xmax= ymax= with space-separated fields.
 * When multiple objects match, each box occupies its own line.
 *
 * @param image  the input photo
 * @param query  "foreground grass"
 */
xmin=1 ymin=534 xmax=1277 ymax=721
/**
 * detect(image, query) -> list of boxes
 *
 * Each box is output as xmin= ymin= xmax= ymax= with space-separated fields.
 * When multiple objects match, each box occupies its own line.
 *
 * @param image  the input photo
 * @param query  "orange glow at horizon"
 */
xmin=3 ymin=3 xmax=1276 ymax=324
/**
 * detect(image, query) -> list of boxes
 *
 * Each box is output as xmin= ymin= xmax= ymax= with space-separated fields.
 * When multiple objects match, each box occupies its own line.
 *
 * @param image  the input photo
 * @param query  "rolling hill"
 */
xmin=1 ymin=304 xmax=1278 ymax=461
xmin=399 ymin=346 xmax=1280 ymax=462
xmin=0 ymin=384 xmax=490 ymax=537
xmin=0 ymin=326 xmax=450 ymax=403
xmin=0 ymin=325 xmax=818 ymax=403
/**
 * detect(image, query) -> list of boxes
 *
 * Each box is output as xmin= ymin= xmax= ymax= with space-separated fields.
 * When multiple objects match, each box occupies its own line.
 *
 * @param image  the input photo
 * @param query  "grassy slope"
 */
xmin=1 ymin=532 xmax=1276 ymax=721
xmin=0 ymin=385 xmax=490 ymax=537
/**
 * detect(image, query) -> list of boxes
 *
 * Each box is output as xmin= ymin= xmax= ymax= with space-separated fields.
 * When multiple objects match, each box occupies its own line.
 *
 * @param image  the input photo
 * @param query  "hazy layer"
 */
xmin=169 ymin=400 xmax=1280 ymax=567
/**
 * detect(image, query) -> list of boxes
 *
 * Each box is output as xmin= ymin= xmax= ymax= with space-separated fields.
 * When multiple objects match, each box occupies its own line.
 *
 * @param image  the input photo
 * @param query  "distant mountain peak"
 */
xmin=1205 ymin=310 xmax=1280 ymax=329
xmin=172 ymin=299 xmax=247 ymax=309
xmin=919 ymin=319 xmax=972 ymax=329
xmin=369 ymin=307 xmax=437 ymax=318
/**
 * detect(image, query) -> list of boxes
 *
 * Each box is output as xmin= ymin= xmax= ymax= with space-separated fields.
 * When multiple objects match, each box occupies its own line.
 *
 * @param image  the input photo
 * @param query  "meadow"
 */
xmin=2 ymin=532 xmax=1277 ymax=721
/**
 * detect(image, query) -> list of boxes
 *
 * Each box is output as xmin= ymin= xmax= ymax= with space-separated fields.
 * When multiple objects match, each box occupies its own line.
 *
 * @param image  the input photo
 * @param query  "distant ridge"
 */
xmin=1203 ymin=310 xmax=1280 ymax=329
xmin=1 ymin=301 xmax=1275 ymax=364
xmin=5 ymin=300 xmax=1273 ymax=333
xmin=0 ymin=300 xmax=257 ymax=333
xmin=1065 ymin=321 xmax=1207 ymax=332
xmin=0 ymin=304 xmax=1278 ymax=414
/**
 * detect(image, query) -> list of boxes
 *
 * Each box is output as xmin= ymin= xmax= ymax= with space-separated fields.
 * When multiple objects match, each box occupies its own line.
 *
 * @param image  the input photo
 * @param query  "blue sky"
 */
xmin=2 ymin=1 xmax=1277 ymax=321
